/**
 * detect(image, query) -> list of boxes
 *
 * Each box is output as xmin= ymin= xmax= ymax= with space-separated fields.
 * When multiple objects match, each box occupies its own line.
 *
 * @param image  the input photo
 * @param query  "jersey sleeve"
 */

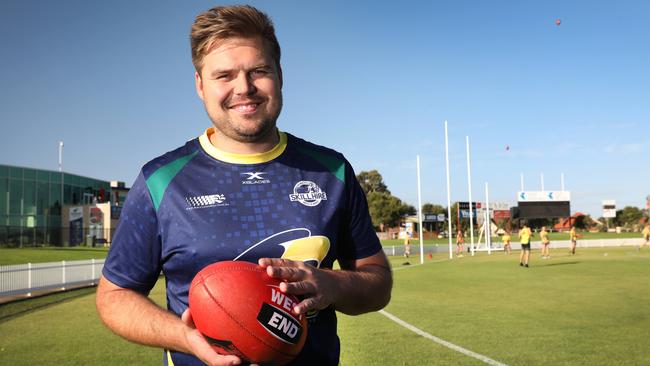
xmin=102 ymin=171 xmax=162 ymax=294
xmin=338 ymin=162 xmax=382 ymax=261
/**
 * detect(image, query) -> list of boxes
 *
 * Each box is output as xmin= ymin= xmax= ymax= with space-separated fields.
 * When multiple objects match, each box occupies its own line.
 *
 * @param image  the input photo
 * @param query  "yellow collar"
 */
xmin=198 ymin=127 xmax=287 ymax=164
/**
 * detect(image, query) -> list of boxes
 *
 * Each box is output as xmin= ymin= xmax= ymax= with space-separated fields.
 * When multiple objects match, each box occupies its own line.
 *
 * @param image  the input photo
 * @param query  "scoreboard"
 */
xmin=514 ymin=191 xmax=571 ymax=219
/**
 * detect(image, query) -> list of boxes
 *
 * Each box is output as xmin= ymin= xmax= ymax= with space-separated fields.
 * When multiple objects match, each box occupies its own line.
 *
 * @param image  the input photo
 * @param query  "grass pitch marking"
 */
xmin=379 ymin=310 xmax=508 ymax=366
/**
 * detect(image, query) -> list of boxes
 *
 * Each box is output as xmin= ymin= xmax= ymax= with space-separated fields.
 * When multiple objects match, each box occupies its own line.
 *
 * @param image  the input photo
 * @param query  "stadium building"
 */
xmin=0 ymin=164 xmax=129 ymax=247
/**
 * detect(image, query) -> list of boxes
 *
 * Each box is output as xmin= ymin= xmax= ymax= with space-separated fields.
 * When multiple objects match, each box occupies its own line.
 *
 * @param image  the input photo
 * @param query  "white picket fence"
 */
xmin=0 ymin=259 xmax=105 ymax=298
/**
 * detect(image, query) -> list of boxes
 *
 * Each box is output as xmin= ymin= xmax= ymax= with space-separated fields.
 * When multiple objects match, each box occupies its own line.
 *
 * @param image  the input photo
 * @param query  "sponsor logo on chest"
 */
xmin=289 ymin=181 xmax=327 ymax=207
xmin=185 ymin=194 xmax=229 ymax=209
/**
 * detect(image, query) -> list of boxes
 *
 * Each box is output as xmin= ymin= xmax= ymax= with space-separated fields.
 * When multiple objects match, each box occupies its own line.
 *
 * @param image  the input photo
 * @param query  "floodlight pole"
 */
xmin=444 ymin=121 xmax=453 ymax=259
xmin=466 ymin=136 xmax=475 ymax=256
xmin=416 ymin=155 xmax=424 ymax=264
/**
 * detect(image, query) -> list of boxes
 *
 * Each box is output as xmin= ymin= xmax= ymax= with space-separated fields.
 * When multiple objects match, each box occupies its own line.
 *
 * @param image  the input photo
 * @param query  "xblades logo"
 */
xmin=241 ymin=172 xmax=270 ymax=185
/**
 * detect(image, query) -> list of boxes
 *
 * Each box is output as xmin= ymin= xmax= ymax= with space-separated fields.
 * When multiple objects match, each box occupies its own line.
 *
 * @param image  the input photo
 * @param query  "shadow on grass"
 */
xmin=0 ymin=286 xmax=96 ymax=323
xmin=541 ymin=261 xmax=579 ymax=267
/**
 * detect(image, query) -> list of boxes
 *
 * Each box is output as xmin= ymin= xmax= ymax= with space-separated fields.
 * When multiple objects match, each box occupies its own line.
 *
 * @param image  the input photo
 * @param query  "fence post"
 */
xmin=91 ymin=258 xmax=96 ymax=285
xmin=392 ymin=245 xmax=395 ymax=256
xmin=27 ymin=263 xmax=32 ymax=297
xmin=62 ymin=260 xmax=66 ymax=291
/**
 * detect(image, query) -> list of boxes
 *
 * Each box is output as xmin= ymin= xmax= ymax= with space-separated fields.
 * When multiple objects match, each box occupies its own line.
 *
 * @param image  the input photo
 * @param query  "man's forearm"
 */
xmin=95 ymin=276 xmax=190 ymax=353
xmin=330 ymin=263 xmax=392 ymax=315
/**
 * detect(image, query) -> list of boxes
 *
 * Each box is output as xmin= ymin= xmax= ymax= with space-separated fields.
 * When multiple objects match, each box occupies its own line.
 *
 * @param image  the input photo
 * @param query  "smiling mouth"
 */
xmin=230 ymin=103 xmax=260 ymax=113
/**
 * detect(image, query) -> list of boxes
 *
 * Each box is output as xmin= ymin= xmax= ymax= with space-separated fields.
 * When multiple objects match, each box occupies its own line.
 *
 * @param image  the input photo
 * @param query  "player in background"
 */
xmin=403 ymin=232 xmax=411 ymax=259
xmin=569 ymin=226 xmax=578 ymax=255
xmin=456 ymin=230 xmax=465 ymax=257
xmin=642 ymin=224 xmax=650 ymax=248
xmin=519 ymin=223 xmax=532 ymax=267
xmin=95 ymin=6 xmax=392 ymax=366
xmin=540 ymin=226 xmax=550 ymax=259
xmin=502 ymin=230 xmax=512 ymax=255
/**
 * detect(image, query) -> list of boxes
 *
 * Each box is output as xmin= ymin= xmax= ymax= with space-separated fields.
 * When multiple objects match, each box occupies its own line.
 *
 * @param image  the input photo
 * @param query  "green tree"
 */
xmin=422 ymin=203 xmax=445 ymax=215
xmin=357 ymin=170 xmax=415 ymax=230
xmin=357 ymin=170 xmax=389 ymax=195
xmin=613 ymin=206 xmax=644 ymax=229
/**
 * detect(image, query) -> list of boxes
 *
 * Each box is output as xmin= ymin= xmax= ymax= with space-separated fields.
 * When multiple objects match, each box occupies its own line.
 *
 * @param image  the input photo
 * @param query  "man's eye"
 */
xmin=251 ymin=69 xmax=269 ymax=77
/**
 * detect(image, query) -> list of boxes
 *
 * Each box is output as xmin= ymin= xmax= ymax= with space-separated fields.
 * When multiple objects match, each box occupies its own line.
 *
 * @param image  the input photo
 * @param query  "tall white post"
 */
xmin=59 ymin=140 xmax=64 ymax=209
xmin=58 ymin=141 xmax=64 ymax=172
xmin=444 ymin=121 xmax=453 ymax=259
xmin=466 ymin=136 xmax=475 ymax=256
xmin=416 ymin=155 xmax=424 ymax=264
xmin=486 ymin=182 xmax=491 ymax=255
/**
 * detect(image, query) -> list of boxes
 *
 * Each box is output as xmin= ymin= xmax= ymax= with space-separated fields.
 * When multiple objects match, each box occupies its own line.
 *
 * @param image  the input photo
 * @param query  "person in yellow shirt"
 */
xmin=456 ymin=230 xmax=465 ymax=257
xmin=642 ymin=225 xmax=650 ymax=248
xmin=569 ymin=226 xmax=578 ymax=255
xmin=502 ymin=230 xmax=512 ymax=254
xmin=403 ymin=232 xmax=411 ymax=258
xmin=518 ymin=224 xmax=532 ymax=267
xmin=540 ymin=226 xmax=551 ymax=259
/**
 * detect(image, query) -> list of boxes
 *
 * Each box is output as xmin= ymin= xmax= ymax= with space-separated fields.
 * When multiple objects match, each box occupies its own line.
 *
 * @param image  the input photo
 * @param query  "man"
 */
xmin=403 ymin=232 xmax=411 ymax=259
xmin=642 ymin=224 xmax=650 ymax=248
xmin=518 ymin=223 xmax=532 ymax=267
xmin=95 ymin=5 xmax=392 ymax=366
xmin=569 ymin=226 xmax=578 ymax=255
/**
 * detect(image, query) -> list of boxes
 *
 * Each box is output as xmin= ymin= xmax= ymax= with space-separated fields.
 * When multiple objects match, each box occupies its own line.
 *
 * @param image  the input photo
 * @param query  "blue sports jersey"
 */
xmin=102 ymin=128 xmax=381 ymax=366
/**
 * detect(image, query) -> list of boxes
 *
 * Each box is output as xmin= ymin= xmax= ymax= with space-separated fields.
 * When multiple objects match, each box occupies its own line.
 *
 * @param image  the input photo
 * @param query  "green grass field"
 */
xmin=0 ymin=247 xmax=109 ymax=265
xmin=1 ymin=246 xmax=649 ymax=365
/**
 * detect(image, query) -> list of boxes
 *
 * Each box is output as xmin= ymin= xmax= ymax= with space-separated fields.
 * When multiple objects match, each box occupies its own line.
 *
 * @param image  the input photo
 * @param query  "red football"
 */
xmin=189 ymin=261 xmax=308 ymax=365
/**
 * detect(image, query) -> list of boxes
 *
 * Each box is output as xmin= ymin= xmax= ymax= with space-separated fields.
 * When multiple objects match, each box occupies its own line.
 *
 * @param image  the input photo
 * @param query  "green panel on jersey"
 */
xmin=146 ymin=151 xmax=199 ymax=211
xmin=296 ymin=146 xmax=345 ymax=183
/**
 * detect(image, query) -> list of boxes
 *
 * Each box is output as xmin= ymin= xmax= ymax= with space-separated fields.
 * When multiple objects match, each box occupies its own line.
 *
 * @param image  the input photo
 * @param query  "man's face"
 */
xmin=195 ymin=37 xmax=282 ymax=143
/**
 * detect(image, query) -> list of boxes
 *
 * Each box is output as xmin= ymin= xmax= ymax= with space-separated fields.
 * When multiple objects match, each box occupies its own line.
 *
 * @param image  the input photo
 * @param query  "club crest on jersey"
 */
xmin=241 ymin=172 xmax=270 ymax=185
xmin=289 ymin=181 xmax=327 ymax=207
xmin=185 ymin=194 xmax=229 ymax=209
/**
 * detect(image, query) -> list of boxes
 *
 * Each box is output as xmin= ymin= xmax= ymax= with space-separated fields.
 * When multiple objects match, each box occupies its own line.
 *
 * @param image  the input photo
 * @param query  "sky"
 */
xmin=1 ymin=0 xmax=648 ymax=218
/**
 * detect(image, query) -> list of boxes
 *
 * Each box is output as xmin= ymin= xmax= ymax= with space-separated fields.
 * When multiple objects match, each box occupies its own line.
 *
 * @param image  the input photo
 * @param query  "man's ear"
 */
xmin=195 ymin=71 xmax=205 ymax=101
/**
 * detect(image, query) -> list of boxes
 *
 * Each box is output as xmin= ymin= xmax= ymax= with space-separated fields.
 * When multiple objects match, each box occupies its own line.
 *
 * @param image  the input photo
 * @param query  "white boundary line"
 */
xmin=379 ymin=310 xmax=508 ymax=366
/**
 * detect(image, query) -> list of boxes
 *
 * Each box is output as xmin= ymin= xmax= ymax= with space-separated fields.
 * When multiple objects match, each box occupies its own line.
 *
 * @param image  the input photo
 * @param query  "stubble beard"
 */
xmin=209 ymin=98 xmax=282 ymax=144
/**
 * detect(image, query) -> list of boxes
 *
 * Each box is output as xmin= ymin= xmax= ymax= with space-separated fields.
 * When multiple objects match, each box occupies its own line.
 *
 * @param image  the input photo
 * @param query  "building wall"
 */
xmin=0 ymin=164 xmax=112 ymax=247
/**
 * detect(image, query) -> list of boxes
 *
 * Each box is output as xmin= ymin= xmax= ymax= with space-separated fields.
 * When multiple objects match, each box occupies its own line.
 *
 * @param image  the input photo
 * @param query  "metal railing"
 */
xmin=0 ymin=259 xmax=104 ymax=298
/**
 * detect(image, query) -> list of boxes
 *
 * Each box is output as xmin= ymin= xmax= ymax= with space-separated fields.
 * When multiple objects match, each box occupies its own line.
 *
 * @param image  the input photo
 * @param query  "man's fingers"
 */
xmin=280 ymin=279 xmax=315 ymax=295
xmin=182 ymin=308 xmax=195 ymax=327
xmin=258 ymin=258 xmax=299 ymax=268
xmin=266 ymin=265 xmax=306 ymax=281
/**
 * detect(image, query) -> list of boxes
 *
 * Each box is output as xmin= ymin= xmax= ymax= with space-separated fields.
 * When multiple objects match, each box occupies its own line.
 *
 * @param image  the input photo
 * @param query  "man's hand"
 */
xmin=258 ymin=251 xmax=392 ymax=316
xmin=181 ymin=309 xmax=244 ymax=366
xmin=96 ymin=276 xmax=245 ymax=366
xmin=258 ymin=258 xmax=339 ymax=315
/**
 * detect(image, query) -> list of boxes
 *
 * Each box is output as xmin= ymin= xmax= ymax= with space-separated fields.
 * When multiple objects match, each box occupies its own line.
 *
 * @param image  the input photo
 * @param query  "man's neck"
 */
xmin=209 ymin=128 xmax=279 ymax=155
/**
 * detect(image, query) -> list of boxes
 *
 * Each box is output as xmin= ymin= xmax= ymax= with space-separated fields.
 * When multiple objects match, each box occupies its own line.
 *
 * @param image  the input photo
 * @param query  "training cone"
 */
xmin=427 ymin=253 xmax=433 ymax=260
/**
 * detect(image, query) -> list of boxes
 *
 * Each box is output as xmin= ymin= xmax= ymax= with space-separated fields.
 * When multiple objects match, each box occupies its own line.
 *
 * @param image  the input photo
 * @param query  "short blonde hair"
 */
xmin=190 ymin=5 xmax=281 ymax=73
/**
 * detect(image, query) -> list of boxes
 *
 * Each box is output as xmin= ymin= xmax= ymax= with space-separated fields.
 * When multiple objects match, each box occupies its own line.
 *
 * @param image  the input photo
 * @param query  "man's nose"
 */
xmin=233 ymin=71 xmax=256 ymax=95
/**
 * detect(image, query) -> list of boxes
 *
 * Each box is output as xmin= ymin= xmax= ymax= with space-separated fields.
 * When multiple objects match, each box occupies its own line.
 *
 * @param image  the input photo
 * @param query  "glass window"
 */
xmin=64 ymin=184 xmax=72 ymax=204
xmin=0 ymin=165 xmax=8 ymax=178
xmin=37 ymin=171 xmax=49 ymax=182
xmin=10 ymin=167 xmax=22 ymax=179
xmin=9 ymin=179 xmax=23 ymax=214
xmin=24 ymin=169 xmax=36 ymax=180
xmin=0 ymin=178 xmax=7 ymax=215
xmin=50 ymin=183 xmax=62 ymax=215
xmin=24 ymin=181 xmax=36 ymax=215
xmin=37 ymin=181 xmax=49 ymax=214
xmin=50 ymin=171 xmax=63 ymax=183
